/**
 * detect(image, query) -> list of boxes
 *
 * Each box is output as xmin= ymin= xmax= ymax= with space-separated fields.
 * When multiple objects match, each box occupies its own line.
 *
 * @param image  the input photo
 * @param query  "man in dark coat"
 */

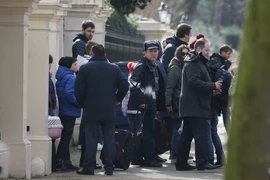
xmin=162 ymin=23 xmax=192 ymax=73
xmin=72 ymin=20 xmax=95 ymax=58
xmin=208 ymin=45 xmax=233 ymax=165
xmin=175 ymin=39 xmax=222 ymax=171
xmin=75 ymin=44 xmax=129 ymax=176
xmin=209 ymin=45 xmax=233 ymax=133
xmin=128 ymin=40 xmax=166 ymax=167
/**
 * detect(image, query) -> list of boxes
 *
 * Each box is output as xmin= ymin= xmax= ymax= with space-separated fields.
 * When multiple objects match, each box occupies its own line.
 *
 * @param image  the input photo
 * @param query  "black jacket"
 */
xmin=128 ymin=57 xmax=166 ymax=112
xmin=179 ymin=51 xmax=216 ymax=118
xmin=72 ymin=33 xmax=88 ymax=58
xmin=74 ymin=56 xmax=129 ymax=123
xmin=162 ymin=36 xmax=187 ymax=73
xmin=209 ymin=53 xmax=232 ymax=109
xmin=48 ymin=73 xmax=57 ymax=116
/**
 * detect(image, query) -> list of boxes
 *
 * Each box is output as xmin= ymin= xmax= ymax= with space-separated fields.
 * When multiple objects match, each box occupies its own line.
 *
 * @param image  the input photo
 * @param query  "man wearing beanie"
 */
xmin=128 ymin=40 xmax=166 ymax=167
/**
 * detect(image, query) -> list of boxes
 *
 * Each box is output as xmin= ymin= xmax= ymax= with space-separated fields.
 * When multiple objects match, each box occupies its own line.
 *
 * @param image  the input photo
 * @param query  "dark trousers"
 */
xmin=79 ymin=123 xmax=104 ymax=166
xmin=56 ymin=116 xmax=76 ymax=164
xmin=141 ymin=111 xmax=156 ymax=163
xmin=52 ymin=139 xmax=56 ymax=169
xmin=84 ymin=122 xmax=115 ymax=172
xmin=175 ymin=117 xmax=212 ymax=169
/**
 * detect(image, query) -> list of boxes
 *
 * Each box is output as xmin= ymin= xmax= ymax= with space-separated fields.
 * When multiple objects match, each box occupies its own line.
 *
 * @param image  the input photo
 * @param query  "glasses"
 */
xmin=181 ymin=52 xmax=189 ymax=56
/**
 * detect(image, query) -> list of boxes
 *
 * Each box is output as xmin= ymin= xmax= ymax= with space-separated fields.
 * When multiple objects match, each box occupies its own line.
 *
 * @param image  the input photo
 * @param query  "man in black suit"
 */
xmin=175 ymin=38 xmax=222 ymax=171
xmin=75 ymin=44 xmax=129 ymax=176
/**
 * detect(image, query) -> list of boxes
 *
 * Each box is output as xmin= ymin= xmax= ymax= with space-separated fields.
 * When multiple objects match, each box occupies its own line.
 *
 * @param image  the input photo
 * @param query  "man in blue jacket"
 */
xmin=75 ymin=44 xmax=129 ymax=176
xmin=162 ymin=23 xmax=192 ymax=73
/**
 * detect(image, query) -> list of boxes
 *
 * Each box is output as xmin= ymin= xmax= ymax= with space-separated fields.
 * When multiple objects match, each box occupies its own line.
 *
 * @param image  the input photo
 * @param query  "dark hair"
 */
xmin=82 ymin=20 xmax=95 ymax=30
xmin=86 ymin=40 xmax=98 ymax=55
xmin=92 ymin=44 xmax=105 ymax=57
xmin=175 ymin=45 xmax=190 ymax=61
xmin=176 ymin=23 xmax=192 ymax=38
xmin=58 ymin=57 xmax=76 ymax=69
xmin=220 ymin=45 xmax=233 ymax=54
xmin=194 ymin=38 xmax=208 ymax=51
xmin=49 ymin=54 xmax=53 ymax=64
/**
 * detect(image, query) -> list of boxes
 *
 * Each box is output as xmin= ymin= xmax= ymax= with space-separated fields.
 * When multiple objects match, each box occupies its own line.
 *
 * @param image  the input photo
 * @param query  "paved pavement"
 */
xmin=12 ymin=118 xmax=228 ymax=180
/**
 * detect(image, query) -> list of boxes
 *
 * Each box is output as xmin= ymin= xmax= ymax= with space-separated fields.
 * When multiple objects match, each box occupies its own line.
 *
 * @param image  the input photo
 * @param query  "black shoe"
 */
xmin=80 ymin=163 xmax=102 ymax=169
xmin=52 ymin=161 xmax=70 ymax=172
xmin=95 ymin=163 xmax=102 ymax=169
xmin=197 ymin=163 xmax=221 ymax=171
xmin=105 ymin=171 xmax=113 ymax=176
xmin=155 ymin=155 xmax=167 ymax=163
xmin=65 ymin=164 xmax=80 ymax=171
xmin=215 ymin=162 xmax=224 ymax=167
xmin=176 ymin=164 xmax=196 ymax=171
xmin=141 ymin=161 xmax=163 ymax=167
xmin=77 ymin=168 xmax=94 ymax=175
xmin=52 ymin=166 xmax=70 ymax=172
xmin=131 ymin=159 xmax=144 ymax=166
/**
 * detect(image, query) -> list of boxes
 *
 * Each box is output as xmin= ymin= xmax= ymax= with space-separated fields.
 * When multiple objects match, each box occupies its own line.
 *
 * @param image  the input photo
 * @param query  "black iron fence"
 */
xmin=105 ymin=25 xmax=145 ymax=62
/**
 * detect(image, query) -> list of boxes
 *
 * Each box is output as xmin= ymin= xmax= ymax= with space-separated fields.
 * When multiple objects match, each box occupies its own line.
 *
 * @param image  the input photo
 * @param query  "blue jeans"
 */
xmin=221 ymin=107 xmax=230 ymax=133
xmin=208 ymin=110 xmax=224 ymax=164
xmin=171 ymin=118 xmax=182 ymax=159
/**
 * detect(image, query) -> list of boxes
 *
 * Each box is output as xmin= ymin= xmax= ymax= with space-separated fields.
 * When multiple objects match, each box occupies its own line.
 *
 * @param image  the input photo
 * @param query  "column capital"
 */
xmin=51 ymin=3 xmax=71 ymax=22
xmin=29 ymin=1 xmax=62 ymax=30
xmin=0 ymin=0 xmax=40 ymax=26
xmin=67 ymin=3 xmax=99 ymax=17
xmin=0 ymin=0 xmax=40 ymax=12
xmin=30 ymin=1 xmax=62 ymax=20
xmin=95 ymin=9 xmax=113 ymax=22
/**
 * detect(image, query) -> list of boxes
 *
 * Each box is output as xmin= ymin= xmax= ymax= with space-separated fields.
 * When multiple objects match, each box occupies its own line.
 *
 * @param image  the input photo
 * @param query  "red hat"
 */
xmin=189 ymin=33 xmax=205 ymax=49
xmin=127 ymin=62 xmax=136 ymax=74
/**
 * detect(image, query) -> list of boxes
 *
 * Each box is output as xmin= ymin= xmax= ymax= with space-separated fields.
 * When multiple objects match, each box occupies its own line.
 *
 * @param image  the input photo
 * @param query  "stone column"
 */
xmin=27 ymin=0 xmax=61 ymax=176
xmin=49 ymin=3 xmax=71 ymax=77
xmin=0 ymin=0 xmax=40 ymax=179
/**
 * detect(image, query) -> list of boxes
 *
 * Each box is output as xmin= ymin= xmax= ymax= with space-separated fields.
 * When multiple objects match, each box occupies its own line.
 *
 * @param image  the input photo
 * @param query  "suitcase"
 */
xmin=114 ymin=129 xmax=141 ymax=170
xmin=114 ymin=110 xmax=144 ymax=170
xmin=155 ymin=116 xmax=170 ymax=155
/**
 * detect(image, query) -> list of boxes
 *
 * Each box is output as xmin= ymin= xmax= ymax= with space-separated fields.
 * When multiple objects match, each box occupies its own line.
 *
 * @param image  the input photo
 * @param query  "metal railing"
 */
xmin=105 ymin=25 xmax=145 ymax=62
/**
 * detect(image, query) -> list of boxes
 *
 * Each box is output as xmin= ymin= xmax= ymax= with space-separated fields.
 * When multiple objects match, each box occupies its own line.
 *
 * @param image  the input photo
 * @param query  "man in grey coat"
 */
xmin=75 ymin=44 xmax=129 ymax=176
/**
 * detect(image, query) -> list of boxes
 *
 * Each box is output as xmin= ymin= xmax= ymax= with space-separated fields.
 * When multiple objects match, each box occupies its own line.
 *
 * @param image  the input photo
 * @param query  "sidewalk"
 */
xmin=14 ymin=119 xmax=228 ymax=180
